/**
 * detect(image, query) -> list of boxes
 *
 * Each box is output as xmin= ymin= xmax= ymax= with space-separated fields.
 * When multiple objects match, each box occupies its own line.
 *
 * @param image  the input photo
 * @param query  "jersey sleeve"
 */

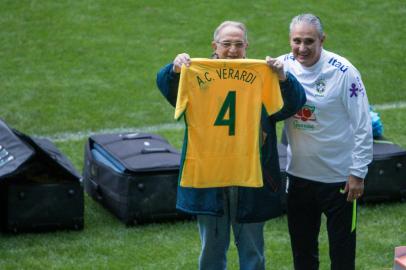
xmin=342 ymin=67 xmax=373 ymax=178
xmin=262 ymin=67 xmax=283 ymax=116
xmin=174 ymin=64 xmax=189 ymax=120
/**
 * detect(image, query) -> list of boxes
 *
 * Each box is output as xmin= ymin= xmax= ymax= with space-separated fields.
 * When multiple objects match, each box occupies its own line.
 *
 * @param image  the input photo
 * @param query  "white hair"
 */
xmin=213 ymin=21 xmax=248 ymax=42
xmin=289 ymin=14 xmax=324 ymax=38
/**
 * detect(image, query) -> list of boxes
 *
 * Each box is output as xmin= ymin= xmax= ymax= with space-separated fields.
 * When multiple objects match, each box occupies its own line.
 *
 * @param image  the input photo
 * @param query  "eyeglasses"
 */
xmin=216 ymin=41 xmax=246 ymax=49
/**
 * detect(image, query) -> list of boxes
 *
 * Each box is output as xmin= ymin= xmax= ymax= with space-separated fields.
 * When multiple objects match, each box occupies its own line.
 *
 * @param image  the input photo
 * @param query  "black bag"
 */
xmin=0 ymin=120 xmax=84 ymax=233
xmin=82 ymin=132 xmax=190 ymax=225
xmin=278 ymin=140 xmax=406 ymax=204
xmin=362 ymin=140 xmax=406 ymax=202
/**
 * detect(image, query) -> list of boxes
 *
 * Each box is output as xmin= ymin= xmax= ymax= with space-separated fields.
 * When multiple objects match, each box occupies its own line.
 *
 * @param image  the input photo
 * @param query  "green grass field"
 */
xmin=0 ymin=1 xmax=405 ymax=269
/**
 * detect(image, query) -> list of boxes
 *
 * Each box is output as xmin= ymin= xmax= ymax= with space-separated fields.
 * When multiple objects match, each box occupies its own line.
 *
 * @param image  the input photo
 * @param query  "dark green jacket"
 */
xmin=156 ymin=63 xmax=306 ymax=222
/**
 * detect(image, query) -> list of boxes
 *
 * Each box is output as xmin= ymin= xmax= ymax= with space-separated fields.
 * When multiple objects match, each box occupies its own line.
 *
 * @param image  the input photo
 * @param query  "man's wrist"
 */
xmin=350 ymin=174 xmax=364 ymax=181
xmin=279 ymin=72 xmax=289 ymax=84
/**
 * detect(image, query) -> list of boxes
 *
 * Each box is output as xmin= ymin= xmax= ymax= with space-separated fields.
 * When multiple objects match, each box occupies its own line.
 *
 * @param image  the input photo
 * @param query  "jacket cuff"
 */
xmin=350 ymin=168 xmax=368 ymax=180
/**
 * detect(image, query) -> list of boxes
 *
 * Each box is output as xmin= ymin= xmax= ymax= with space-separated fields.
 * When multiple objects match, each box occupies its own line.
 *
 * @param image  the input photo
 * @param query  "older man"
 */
xmin=279 ymin=14 xmax=373 ymax=270
xmin=157 ymin=21 xmax=305 ymax=270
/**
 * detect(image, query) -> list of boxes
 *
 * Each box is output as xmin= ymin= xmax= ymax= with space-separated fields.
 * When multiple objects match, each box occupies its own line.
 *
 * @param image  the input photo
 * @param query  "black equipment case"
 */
xmin=0 ymin=120 xmax=84 ymax=233
xmin=278 ymin=140 xmax=406 ymax=204
xmin=83 ymin=132 xmax=190 ymax=225
xmin=362 ymin=140 xmax=406 ymax=202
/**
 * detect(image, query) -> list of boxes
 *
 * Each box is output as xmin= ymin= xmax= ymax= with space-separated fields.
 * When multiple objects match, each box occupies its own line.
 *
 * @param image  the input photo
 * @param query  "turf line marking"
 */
xmin=41 ymin=123 xmax=183 ymax=143
xmin=373 ymin=101 xmax=406 ymax=111
xmin=38 ymin=101 xmax=405 ymax=143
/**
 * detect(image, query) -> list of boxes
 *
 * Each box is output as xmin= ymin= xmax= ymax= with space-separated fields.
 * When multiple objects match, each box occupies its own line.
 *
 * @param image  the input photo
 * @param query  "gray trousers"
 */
xmin=197 ymin=187 xmax=265 ymax=270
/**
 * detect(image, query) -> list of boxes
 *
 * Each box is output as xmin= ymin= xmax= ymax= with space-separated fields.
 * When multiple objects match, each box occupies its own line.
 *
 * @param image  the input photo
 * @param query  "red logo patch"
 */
xmin=294 ymin=105 xmax=316 ymax=122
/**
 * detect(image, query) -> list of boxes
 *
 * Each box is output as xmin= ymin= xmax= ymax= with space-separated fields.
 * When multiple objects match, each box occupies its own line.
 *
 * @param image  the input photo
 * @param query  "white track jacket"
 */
xmin=279 ymin=49 xmax=373 ymax=183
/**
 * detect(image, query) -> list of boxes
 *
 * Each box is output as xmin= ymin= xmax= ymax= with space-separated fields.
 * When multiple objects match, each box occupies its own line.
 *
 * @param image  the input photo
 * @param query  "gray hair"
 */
xmin=213 ymin=21 xmax=248 ymax=42
xmin=289 ymin=14 xmax=324 ymax=38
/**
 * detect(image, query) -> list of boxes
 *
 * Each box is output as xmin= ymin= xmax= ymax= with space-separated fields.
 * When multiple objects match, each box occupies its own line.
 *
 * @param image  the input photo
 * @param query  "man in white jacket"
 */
xmin=279 ymin=14 xmax=373 ymax=270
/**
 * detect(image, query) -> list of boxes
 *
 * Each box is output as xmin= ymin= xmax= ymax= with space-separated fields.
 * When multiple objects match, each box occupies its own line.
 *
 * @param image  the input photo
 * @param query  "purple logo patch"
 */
xmin=349 ymin=83 xmax=358 ymax=97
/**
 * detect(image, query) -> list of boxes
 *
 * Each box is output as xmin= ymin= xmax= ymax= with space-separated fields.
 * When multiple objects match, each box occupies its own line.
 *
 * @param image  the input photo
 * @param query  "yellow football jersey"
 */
xmin=175 ymin=58 xmax=283 ymax=188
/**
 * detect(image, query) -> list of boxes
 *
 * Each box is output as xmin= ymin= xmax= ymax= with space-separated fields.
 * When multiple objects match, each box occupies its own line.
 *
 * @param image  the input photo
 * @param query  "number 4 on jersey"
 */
xmin=214 ymin=91 xmax=236 ymax=136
